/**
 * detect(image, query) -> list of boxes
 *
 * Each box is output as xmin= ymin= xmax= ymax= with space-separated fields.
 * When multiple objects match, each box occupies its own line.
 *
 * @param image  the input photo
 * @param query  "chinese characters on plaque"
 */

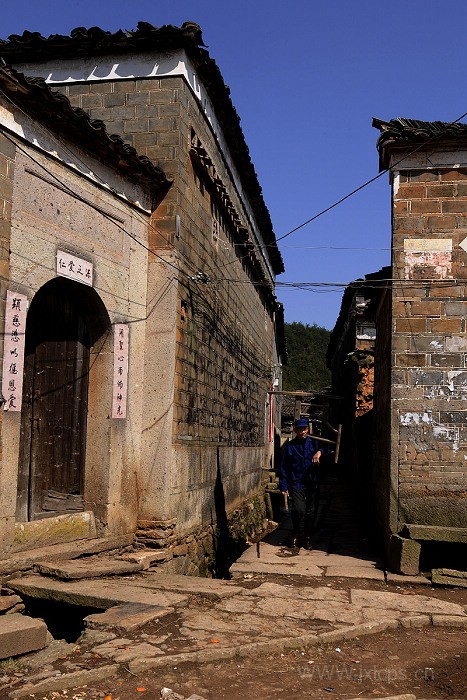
xmin=56 ymin=250 xmax=93 ymax=286
xmin=2 ymin=291 xmax=27 ymax=411
xmin=112 ymin=324 xmax=129 ymax=419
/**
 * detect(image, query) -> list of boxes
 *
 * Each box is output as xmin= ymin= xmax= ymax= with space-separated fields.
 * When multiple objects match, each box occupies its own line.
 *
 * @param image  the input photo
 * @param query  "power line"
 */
xmin=276 ymin=109 xmax=467 ymax=242
xmin=0 ymin=131 xmax=272 ymax=370
xmin=0 ymin=84 xmax=278 ymax=293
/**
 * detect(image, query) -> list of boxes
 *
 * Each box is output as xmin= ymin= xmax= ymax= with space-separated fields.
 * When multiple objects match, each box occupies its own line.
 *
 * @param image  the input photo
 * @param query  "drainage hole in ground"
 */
xmin=23 ymin=597 xmax=102 ymax=643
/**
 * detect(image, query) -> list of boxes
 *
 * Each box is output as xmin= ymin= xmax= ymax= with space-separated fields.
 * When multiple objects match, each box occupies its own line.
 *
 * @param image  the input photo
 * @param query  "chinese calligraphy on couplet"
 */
xmin=112 ymin=324 xmax=129 ymax=419
xmin=2 ymin=291 xmax=27 ymax=411
xmin=57 ymin=250 xmax=93 ymax=286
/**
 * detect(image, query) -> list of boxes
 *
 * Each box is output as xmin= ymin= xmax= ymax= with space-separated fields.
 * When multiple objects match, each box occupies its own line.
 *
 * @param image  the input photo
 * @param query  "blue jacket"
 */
xmin=279 ymin=435 xmax=322 ymax=491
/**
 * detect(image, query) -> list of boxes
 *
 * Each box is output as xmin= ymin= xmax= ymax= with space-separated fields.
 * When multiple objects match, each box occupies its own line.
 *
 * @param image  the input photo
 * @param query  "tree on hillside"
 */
xmin=282 ymin=322 xmax=331 ymax=391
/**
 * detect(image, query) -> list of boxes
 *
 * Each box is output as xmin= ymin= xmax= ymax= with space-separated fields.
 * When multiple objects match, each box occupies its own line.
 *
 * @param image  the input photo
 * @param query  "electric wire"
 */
xmin=276 ymin=109 xmax=467 ymax=242
xmin=0 ymin=128 xmax=272 ymax=374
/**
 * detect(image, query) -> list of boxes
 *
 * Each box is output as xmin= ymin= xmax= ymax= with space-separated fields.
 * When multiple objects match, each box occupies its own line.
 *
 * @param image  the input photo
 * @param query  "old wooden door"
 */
xmin=17 ymin=281 xmax=90 ymax=520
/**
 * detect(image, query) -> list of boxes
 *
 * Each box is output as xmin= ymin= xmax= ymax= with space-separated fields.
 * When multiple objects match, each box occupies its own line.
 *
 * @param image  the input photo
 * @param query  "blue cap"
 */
xmin=294 ymin=418 xmax=309 ymax=428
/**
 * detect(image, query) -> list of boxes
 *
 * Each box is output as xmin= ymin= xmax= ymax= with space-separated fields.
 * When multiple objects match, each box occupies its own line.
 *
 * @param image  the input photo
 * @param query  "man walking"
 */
xmin=279 ymin=418 xmax=322 ymax=550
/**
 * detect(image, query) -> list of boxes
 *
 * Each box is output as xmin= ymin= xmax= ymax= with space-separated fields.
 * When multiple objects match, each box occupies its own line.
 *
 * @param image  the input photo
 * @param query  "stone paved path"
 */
xmin=5 ymin=570 xmax=467 ymax=698
xmin=233 ymin=477 xmax=428 ymax=583
xmin=3 ymin=476 xmax=467 ymax=699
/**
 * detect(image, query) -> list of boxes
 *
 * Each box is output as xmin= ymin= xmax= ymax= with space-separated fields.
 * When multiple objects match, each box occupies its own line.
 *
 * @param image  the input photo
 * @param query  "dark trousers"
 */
xmin=290 ymin=485 xmax=318 ymax=541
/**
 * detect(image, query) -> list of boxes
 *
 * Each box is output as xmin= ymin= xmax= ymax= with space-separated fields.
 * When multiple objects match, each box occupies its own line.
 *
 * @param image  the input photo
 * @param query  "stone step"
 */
xmin=432 ymin=568 xmax=467 ymax=588
xmin=118 ymin=549 xmax=169 ymax=568
xmin=84 ymin=602 xmax=171 ymax=631
xmin=34 ymin=557 xmax=143 ymax=580
xmin=129 ymin=572 xmax=243 ymax=600
xmin=0 ymin=534 xmax=134 ymax=576
xmin=0 ymin=613 xmax=48 ymax=660
xmin=8 ymin=574 xmax=189 ymax=611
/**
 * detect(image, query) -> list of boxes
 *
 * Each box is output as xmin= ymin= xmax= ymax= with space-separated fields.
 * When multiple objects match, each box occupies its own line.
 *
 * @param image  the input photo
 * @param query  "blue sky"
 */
xmin=2 ymin=1 xmax=465 ymax=329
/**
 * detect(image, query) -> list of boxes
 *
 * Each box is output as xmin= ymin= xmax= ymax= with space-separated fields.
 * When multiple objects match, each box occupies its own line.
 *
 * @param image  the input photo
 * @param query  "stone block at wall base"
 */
xmin=13 ymin=512 xmax=97 ymax=552
xmin=432 ymin=568 xmax=467 ymax=588
xmin=388 ymin=534 xmax=421 ymax=575
xmin=142 ymin=493 xmax=268 ymax=578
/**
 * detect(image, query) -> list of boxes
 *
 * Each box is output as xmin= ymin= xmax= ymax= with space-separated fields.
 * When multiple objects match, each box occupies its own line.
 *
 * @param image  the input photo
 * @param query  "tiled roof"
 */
xmin=0 ymin=22 xmax=206 ymax=60
xmin=0 ymin=64 xmax=170 ymax=192
xmin=0 ymin=22 xmax=284 ymax=274
xmin=326 ymin=266 xmax=390 ymax=368
xmin=373 ymin=117 xmax=467 ymax=170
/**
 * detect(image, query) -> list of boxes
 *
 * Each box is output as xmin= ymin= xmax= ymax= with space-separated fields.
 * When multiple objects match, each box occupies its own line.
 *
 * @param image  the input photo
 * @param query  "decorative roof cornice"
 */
xmin=0 ymin=63 xmax=170 ymax=193
xmin=373 ymin=117 xmax=467 ymax=170
xmin=0 ymin=22 xmax=284 ymax=274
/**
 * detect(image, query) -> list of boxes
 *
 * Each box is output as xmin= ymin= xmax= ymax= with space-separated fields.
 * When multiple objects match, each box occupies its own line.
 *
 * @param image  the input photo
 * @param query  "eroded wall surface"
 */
xmin=391 ymin=163 xmax=467 ymax=531
xmin=59 ymin=66 xmax=276 ymax=534
xmin=0 ymin=120 xmax=153 ymax=552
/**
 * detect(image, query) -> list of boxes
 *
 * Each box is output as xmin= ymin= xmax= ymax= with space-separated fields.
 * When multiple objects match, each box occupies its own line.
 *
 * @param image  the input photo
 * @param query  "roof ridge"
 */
xmin=0 ymin=21 xmax=284 ymax=274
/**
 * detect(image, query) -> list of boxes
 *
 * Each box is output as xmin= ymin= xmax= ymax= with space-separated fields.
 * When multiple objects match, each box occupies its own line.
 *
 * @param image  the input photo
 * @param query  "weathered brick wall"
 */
xmin=0 ymin=134 xmax=15 ymax=467
xmin=62 ymin=76 xmax=274 ymax=449
xmin=373 ymin=290 xmax=394 ymax=542
xmin=392 ymin=167 xmax=467 ymax=529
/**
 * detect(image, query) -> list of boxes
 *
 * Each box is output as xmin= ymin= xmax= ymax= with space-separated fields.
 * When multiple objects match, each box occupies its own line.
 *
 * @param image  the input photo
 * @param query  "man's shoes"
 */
xmin=303 ymin=538 xmax=313 ymax=551
xmin=289 ymin=536 xmax=301 ymax=549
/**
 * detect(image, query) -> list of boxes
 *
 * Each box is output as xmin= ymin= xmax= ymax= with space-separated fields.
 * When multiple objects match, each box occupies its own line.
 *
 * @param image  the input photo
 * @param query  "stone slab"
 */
xmin=406 ymin=524 xmax=467 ymax=543
xmin=431 ymin=571 xmax=467 ymax=588
xmin=0 ymin=534 xmax=134 ymax=576
xmin=388 ymin=534 xmax=421 ymax=576
xmin=325 ymin=566 xmax=385 ymax=581
xmin=21 ymin=639 xmax=78 ymax=670
xmin=0 ymin=595 xmax=23 ymax=612
xmin=84 ymin=602 xmax=173 ymax=631
xmin=239 ymin=545 xmax=382 ymax=569
xmin=0 ymin=613 xmax=48 ymax=660
xmin=119 ymin=550 xmax=169 ymax=568
xmin=386 ymin=572 xmax=431 ymax=585
xmin=230 ymin=561 xmax=323 ymax=577
xmin=255 ymin=597 xmax=363 ymax=624
xmin=8 ymin=663 xmax=118 ymax=698
xmin=351 ymin=589 xmax=466 ymax=616
xmin=240 ymin=582 xmax=348 ymax=602
xmin=436 ymin=567 xmax=467 ymax=579
xmin=13 ymin=512 xmax=97 ymax=552
xmin=432 ymin=567 xmax=467 ymax=588
xmin=348 ymin=696 xmax=416 ymax=700
xmin=399 ymin=614 xmax=431 ymax=628
xmin=130 ymin=572 xmax=243 ymax=599
xmin=92 ymin=638 xmax=164 ymax=662
xmin=34 ymin=558 xmax=143 ymax=580
xmin=8 ymin=575 xmax=188 ymax=610
xmin=431 ymin=614 xmax=467 ymax=627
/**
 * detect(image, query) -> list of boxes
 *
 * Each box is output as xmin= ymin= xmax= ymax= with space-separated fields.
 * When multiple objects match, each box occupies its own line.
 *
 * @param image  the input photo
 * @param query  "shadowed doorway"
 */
xmin=16 ymin=277 xmax=110 ymax=521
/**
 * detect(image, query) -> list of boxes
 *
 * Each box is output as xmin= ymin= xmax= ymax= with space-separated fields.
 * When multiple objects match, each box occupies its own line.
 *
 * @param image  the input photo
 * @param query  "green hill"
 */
xmin=282 ymin=322 xmax=331 ymax=391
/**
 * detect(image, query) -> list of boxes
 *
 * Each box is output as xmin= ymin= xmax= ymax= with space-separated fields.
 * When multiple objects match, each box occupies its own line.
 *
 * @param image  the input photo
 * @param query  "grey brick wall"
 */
xmin=60 ymin=76 xmax=274 ymax=447
xmin=391 ymin=168 xmax=467 ymax=528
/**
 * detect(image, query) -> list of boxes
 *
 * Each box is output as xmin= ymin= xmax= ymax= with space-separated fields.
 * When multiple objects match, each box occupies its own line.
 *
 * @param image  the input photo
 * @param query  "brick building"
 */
xmin=326 ymin=268 xmax=389 ymax=492
xmin=0 ymin=23 xmax=284 ymax=572
xmin=371 ymin=118 xmax=467 ymax=572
